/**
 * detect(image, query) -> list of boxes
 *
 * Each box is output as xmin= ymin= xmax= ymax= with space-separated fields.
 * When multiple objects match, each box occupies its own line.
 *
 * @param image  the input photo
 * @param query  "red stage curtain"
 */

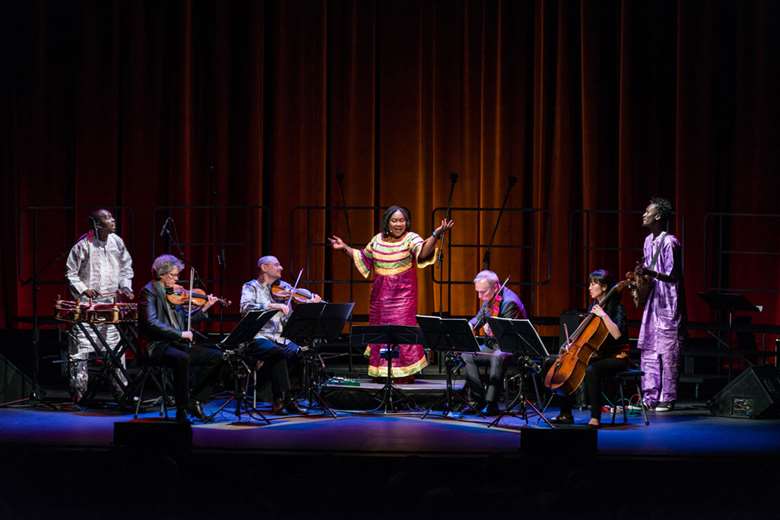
xmin=2 ymin=0 xmax=779 ymax=340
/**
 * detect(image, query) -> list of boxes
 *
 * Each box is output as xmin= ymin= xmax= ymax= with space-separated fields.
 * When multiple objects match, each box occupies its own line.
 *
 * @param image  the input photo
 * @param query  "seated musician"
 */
xmin=462 ymin=270 xmax=528 ymax=416
xmin=544 ymin=269 xmax=629 ymax=427
xmin=239 ymin=255 xmax=321 ymax=414
xmin=138 ymin=255 xmax=225 ymax=423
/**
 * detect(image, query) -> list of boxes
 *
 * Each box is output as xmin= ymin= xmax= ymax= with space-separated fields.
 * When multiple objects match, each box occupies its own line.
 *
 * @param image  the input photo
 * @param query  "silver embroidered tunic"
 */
xmin=64 ymin=232 xmax=133 ymax=397
xmin=239 ymin=279 xmax=288 ymax=344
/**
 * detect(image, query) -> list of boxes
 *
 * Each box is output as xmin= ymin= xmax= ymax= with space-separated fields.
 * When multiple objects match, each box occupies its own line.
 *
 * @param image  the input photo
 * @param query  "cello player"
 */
xmin=544 ymin=269 xmax=629 ymax=428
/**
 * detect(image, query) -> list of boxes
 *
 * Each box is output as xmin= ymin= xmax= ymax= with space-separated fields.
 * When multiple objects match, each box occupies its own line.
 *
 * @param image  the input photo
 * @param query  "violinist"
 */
xmin=138 ymin=255 xmax=225 ymax=423
xmin=543 ymin=269 xmax=629 ymax=427
xmin=461 ymin=270 xmax=528 ymax=416
xmin=239 ymin=255 xmax=321 ymax=414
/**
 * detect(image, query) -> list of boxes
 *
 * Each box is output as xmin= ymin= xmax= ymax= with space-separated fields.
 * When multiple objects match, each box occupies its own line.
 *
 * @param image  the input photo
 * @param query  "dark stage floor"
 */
xmin=2 ymin=398 xmax=780 ymax=457
xmin=2 ymin=385 xmax=780 ymax=517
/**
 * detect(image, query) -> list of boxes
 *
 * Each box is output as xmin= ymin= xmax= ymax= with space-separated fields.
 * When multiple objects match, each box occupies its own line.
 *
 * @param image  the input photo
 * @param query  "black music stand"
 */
xmin=283 ymin=302 xmax=354 ymax=417
xmin=207 ymin=309 xmax=279 ymax=424
xmin=416 ymin=315 xmax=480 ymax=419
xmin=350 ymin=325 xmax=423 ymax=413
xmin=486 ymin=317 xmax=553 ymax=428
xmin=698 ymin=290 xmax=762 ymax=350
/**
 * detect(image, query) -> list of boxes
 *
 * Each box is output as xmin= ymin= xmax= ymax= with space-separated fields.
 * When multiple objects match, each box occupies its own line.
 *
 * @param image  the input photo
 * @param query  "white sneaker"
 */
xmin=655 ymin=401 xmax=675 ymax=412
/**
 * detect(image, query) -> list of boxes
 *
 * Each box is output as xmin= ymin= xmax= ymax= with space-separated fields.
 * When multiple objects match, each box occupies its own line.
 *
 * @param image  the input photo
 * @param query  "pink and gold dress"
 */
xmin=352 ymin=232 xmax=437 ymax=378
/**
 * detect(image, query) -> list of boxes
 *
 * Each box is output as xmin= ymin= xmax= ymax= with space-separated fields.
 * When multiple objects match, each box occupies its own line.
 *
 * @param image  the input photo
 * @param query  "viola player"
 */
xmin=461 ymin=270 xmax=528 ymax=416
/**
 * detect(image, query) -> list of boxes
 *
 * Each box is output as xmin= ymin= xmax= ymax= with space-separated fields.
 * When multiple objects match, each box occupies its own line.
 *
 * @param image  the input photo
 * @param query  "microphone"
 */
xmin=450 ymin=172 xmax=459 ymax=185
xmin=159 ymin=217 xmax=172 ymax=238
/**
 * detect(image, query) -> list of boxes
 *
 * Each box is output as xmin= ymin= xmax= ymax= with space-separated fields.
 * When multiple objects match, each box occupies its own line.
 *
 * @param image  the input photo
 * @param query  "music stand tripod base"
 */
xmin=282 ymin=302 xmax=355 ymax=418
xmin=206 ymin=310 xmax=279 ymax=425
xmin=369 ymin=346 xmax=418 ymax=414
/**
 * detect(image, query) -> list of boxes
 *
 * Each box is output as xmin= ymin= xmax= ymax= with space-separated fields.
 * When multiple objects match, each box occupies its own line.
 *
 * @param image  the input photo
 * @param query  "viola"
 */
xmin=166 ymin=284 xmax=232 ymax=307
xmin=544 ymin=278 xmax=629 ymax=395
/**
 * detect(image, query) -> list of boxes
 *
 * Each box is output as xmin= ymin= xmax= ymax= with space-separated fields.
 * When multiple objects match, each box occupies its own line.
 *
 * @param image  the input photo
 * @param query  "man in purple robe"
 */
xmin=637 ymin=197 xmax=686 ymax=412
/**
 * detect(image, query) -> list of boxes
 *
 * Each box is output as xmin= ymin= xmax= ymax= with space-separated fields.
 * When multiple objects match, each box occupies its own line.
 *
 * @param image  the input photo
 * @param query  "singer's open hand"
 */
xmin=328 ymin=235 xmax=346 ymax=250
xmin=434 ymin=218 xmax=455 ymax=238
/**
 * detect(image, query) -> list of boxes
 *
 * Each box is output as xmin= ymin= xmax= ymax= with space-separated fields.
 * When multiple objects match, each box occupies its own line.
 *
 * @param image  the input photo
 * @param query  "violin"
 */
xmin=166 ymin=284 xmax=232 ymax=307
xmin=271 ymin=284 xmax=322 ymax=304
xmin=271 ymin=281 xmax=324 ymax=304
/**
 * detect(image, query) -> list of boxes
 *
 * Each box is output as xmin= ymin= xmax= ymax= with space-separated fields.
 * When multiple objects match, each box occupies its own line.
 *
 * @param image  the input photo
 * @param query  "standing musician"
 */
xmin=240 ymin=255 xmax=321 ymax=414
xmin=65 ymin=208 xmax=134 ymax=404
xmin=329 ymin=205 xmax=454 ymax=382
xmin=138 ymin=255 xmax=225 ymax=423
xmin=544 ymin=269 xmax=629 ymax=427
xmin=636 ymin=197 xmax=686 ymax=412
xmin=462 ymin=270 xmax=528 ymax=416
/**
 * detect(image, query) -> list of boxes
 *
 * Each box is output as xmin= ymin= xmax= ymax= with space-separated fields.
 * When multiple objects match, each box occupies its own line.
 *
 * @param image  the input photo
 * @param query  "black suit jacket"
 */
xmin=139 ymin=281 xmax=206 ymax=352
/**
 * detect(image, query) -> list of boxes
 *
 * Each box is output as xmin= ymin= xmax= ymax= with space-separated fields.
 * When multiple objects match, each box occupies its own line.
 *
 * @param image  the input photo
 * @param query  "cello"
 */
xmin=544 ymin=278 xmax=629 ymax=395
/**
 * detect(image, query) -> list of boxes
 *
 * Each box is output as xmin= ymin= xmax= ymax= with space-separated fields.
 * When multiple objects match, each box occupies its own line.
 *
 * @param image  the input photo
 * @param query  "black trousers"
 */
xmin=151 ymin=343 xmax=224 ymax=411
xmin=243 ymin=339 xmax=295 ymax=400
xmin=461 ymin=347 xmax=509 ymax=404
xmin=543 ymin=355 xmax=629 ymax=419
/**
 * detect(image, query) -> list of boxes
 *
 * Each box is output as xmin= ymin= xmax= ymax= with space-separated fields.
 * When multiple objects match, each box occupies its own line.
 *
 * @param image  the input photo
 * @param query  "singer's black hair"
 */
xmin=382 ymin=205 xmax=412 ymax=236
xmin=649 ymin=197 xmax=673 ymax=223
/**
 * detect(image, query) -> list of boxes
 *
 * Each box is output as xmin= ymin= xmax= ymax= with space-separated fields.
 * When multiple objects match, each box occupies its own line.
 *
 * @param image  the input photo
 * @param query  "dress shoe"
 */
xmin=461 ymin=402 xmax=483 ymax=415
xmin=187 ymin=400 xmax=207 ymax=421
xmin=548 ymin=415 xmax=574 ymax=425
xmin=284 ymin=400 xmax=305 ymax=415
xmin=271 ymin=399 xmax=288 ymax=415
xmin=480 ymin=402 xmax=500 ymax=416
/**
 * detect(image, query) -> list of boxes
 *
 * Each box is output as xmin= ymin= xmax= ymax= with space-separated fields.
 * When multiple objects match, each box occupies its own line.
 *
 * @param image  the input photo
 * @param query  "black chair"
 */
xmin=607 ymin=368 xmax=650 ymax=426
xmin=132 ymin=348 xmax=174 ymax=420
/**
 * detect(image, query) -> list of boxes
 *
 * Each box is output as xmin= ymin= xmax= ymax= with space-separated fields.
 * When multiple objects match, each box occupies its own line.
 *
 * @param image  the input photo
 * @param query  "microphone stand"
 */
xmin=482 ymin=176 xmax=518 ymax=271
xmin=335 ymin=172 xmax=355 ymax=376
xmin=439 ymin=172 xmax=458 ymax=319
xmin=436 ymin=172 xmax=458 ymax=376
xmin=162 ymin=218 xmax=208 ymax=304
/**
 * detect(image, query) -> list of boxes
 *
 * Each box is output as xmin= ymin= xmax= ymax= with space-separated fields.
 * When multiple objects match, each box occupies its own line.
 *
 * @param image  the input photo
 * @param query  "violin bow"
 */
xmin=480 ymin=275 xmax=511 ymax=324
xmin=286 ymin=268 xmax=304 ymax=308
xmin=187 ymin=267 xmax=195 ymax=334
